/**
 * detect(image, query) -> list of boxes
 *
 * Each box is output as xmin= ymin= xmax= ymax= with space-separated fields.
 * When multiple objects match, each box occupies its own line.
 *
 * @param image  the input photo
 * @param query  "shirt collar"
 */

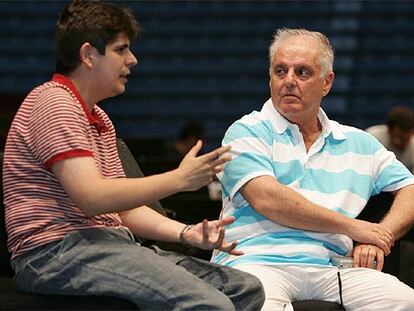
xmin=51 ymin=74 xmax=108 ymax=134
xmin=261 ymin=98 xmax=346 ymax=141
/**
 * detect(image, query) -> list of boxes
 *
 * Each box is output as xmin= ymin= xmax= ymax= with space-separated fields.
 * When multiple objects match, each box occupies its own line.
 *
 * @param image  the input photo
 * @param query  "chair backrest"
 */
xmin=116 ymin=138 xmax=166 ymax=216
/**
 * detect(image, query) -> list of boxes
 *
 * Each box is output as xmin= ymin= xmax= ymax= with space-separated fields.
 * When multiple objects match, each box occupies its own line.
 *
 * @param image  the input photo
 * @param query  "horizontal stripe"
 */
xmin=223 ymin=217 xmax=352 ymax=255
xmin=375 ymin=161 xmax=414 ymax=194
xmin=295 ymin=188 xmax=366 ymax=217
xmin=236 ymin=232 xmax=347 ymax=255
xmin=223 ymin=119 xmax=274 ymax=146
xmin=308 ymin=151 xmax=377 ymax=175
xmin=217 ymin=254 xmax=331 ymax=267
xmin=324 ymin=130 xmax=383 ymax=156
xmin=299 ymin=168 xmax=373 ymax=199
xmin=3 ymin=78 xmax=124 ymax=259
xmin=222 ymin=152 xmax=274 ymax=197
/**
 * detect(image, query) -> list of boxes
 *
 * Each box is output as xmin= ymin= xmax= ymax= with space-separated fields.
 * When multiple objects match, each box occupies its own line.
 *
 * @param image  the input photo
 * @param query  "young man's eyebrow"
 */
xmin=114 ymin=43 xmax=130 ymax=49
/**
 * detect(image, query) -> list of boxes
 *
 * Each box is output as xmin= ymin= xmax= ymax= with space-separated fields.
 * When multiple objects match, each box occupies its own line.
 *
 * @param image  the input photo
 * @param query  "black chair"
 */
xmin=399 ymin=241 xmax=414 ymax=288
xmin=0 ymin=141 xmax=343 ymax=310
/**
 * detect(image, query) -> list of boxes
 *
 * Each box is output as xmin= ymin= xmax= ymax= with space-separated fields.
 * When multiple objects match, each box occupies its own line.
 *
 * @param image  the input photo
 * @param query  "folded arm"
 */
xmin=353 ymin=184 xmax=414 ymax=270
xmin=241 ymin=175 xmax=394 ymax=254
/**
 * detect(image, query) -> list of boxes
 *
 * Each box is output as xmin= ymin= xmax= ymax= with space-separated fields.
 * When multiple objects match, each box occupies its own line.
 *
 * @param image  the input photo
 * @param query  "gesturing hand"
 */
xmin=352 ymin=243 xmax=385 ymax=271
xmin=177 ymin=141 xmax=231 ymax=192
xmin=182 ymin=216 xmax=244 ymax=256
xmin=347 ymin=219 xmax=394 ymax=255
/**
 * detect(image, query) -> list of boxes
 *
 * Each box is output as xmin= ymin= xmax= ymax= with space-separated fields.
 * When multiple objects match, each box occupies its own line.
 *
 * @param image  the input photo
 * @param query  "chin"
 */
xmin=276 ymin=103 xmax=303 ymax=114
xmin=115 ymin=85 xmax=126 ymax=95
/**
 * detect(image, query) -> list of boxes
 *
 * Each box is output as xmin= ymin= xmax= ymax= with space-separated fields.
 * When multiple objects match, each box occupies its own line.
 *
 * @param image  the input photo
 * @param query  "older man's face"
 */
xmin=269 ymin=35 xmax=334 ymax=124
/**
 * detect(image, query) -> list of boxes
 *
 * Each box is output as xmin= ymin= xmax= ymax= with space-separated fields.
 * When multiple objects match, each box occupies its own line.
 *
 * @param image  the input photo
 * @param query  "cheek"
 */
xmin=269 ymin=78 xmax=282 ymax=93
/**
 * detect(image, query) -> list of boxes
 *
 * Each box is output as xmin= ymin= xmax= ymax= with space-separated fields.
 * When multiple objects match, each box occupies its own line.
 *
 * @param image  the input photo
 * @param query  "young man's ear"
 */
xmin=79 ymin=42 xmax=95 ymax=69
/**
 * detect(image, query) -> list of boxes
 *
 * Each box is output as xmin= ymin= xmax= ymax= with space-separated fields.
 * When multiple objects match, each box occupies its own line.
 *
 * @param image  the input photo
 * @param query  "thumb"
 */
xmin=184 ymin=140 xmax=203 ymax=158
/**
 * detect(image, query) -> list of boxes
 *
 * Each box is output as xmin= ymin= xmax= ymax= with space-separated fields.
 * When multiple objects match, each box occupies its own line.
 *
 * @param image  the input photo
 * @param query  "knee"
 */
xmin=399 ymin=294 xmax=414 ymax=310
xmin=383 ymin=283 xmax=414 ymax=311
xmin=238 ymin=272 xmax=266 ymax=310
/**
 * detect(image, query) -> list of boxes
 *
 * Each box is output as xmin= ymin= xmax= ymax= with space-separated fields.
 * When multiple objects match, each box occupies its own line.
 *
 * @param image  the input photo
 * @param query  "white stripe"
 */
xmin=374 ymin=147 xmax=397 ymax=178
xmin=230 ymin=136 xmax=304 ymax=165
xmin=272 ymin=142 xmax=303 ymax=163
xmin=238 ymin=111 xmax=266 ymax=126
xmin=229 ymin=137 xmax=271 ymax=157
xmin=308 ymin=151 xmax=376 ymax=175
xmin=239 ymin=243 xmax=337 ymax=259
xmin=293 ymin=187 xmax=367 ymax=216
xmin=383 ymin=178 xmax=414 ymax=192
xmin=225 ymin=220 xmax=353 ymax=252
xmin=228 ymin=171 xmax=275 ymax=199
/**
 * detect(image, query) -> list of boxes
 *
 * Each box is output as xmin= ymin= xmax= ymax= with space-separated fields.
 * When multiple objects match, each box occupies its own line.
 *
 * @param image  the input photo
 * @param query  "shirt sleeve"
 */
xmin=28 ymin=86 xmax=93 ymax=169
xmin=220 ymin=118 xmax=275 ymax=200
xmin=371 ymin=136 xmax=414 ymax=194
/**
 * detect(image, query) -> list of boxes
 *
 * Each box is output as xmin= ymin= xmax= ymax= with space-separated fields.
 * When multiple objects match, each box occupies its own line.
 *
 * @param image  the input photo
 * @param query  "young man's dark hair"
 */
xmin=55 ymin=0 xmax=141 ymax=74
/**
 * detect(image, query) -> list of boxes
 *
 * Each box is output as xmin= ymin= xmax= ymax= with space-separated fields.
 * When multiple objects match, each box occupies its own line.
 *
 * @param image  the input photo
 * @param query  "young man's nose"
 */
xmin=127 ymin=51 xmax=138 ymax=67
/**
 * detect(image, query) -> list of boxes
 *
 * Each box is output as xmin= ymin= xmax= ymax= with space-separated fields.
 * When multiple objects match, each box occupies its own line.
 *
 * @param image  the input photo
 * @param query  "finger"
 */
xmin=353 ymin=247 xmax=361 ymax=268
xmin=360 ymin=248 xmax=368 ymax=268
xmin=210 ymin=154 xmax=232 ymax=167
xmin=216 ymin=216 xmax=235 ymax=227
xmin=213 ymin=165 xmax=223 ymax=174
xmin=213 ymin=227 xmax=225 ymax=247
xmin=379 ymin=226 xmax=394 ymax=247
xmin=228 ymin=249 xmax=244 ymax=256
xmin=202 ymin=219 xmax=208 ymax=246
xmin=366 ymin=248 xmax=376 ymax=269
xmin=384 ymin=229 xmax=394 ymax=246
xmin=376 ymin=250 xmax=384 ymax=272
xmin=220 ymin=241 xmax=244 ymax=256
xmin=201 ymin=145 xmax=231 ymax=162
xmin=376 ymin=239 xmax=390 ymax=256
xmin=185 ymin=140 xmax=203 ymax=158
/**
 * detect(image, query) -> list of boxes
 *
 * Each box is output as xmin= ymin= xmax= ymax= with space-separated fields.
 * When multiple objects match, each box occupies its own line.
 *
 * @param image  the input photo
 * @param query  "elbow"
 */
xmin=251 ymin=198 xmax=278 ymax=216
xmin=70 ymin=190 xmax=103 ymax=217
xmin=76 ymin=197 xmax=99 ymax=218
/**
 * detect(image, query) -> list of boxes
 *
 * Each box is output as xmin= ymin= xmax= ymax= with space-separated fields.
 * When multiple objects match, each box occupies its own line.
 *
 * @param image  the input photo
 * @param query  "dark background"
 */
xmin=1 ymin=0 xmax=414 ymax=153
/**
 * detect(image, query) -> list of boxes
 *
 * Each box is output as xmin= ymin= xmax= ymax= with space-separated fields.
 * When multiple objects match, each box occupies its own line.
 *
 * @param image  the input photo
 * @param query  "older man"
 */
xmin=212 ymin=28 xmax=414 ymax=310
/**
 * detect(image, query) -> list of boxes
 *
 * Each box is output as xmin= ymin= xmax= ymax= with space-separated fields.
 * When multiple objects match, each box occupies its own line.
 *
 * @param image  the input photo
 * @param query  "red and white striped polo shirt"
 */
xmin=3 ymin=74 xmax=125 ymax=259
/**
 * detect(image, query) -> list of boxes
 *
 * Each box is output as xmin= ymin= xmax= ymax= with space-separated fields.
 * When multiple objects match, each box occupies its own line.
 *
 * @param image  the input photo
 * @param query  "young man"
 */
xmin=212 ymin=28 xmax=414 ymax=310
xmin=3 ymin=1 xmax=264 ymax=309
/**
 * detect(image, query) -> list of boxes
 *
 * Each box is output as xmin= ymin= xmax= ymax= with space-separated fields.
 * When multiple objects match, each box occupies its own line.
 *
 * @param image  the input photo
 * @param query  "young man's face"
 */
xmin=92 ymin=32 xmax=138 ymax=99
xmin=269 ymin=35 xmax=334 ymax=125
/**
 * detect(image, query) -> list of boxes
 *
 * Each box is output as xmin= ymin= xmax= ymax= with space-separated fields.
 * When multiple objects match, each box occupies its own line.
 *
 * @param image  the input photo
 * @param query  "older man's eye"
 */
xmin=274 ymin=68 xmax=286 ymax=76
xmin=297 ymin=68 xmax=311 ymax=78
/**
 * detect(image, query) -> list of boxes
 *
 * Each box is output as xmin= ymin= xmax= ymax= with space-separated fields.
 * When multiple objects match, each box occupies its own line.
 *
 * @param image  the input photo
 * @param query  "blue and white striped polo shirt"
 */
xmin=212 ymin=99 xmax=414 ymax=268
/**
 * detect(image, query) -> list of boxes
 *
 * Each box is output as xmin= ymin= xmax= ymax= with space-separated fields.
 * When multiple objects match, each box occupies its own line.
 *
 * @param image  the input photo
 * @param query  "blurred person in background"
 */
xmin=366 ymin=105 xmax=414 ymax=173
xmin=166 ymin=120 xmax=206 ymax=159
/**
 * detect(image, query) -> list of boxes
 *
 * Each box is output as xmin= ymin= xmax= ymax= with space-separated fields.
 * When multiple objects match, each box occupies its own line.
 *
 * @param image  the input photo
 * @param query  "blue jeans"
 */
xmin=11 ymin=227 xmax=264 ymax=310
